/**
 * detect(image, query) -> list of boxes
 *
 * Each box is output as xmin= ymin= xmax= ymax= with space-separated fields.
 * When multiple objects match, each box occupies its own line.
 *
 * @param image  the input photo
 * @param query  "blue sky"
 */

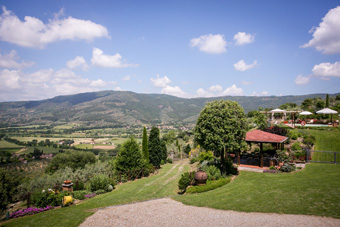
xmin=0 ymin=0 xmax=340 ymax=101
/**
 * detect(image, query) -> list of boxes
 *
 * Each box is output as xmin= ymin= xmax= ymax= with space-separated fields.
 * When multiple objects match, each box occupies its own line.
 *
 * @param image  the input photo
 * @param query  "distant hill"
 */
xmin=0 ymin=90 xmax=337 ymax=127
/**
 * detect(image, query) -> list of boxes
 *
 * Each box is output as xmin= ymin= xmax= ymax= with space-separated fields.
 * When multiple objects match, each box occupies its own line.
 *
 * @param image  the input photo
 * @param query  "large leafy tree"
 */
xmin=142 ymin=127 xmax=149 ymax=162
xmin=148 ymin=126 xmax=164 ymax=167
xmin=115 ymin=137 xmax=145 ymax=173
xmin=194 ymin=100 xmax=247 ymax=173
xmin=0 ymin=168 xmax=19 ymax=212
xmin=253 ymin=108 xmax=267 ymax=130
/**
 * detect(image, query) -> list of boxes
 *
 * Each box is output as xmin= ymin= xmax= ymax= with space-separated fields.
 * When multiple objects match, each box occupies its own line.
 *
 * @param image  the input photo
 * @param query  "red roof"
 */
xmin=245 ymin=130 xmax=287 ymax=143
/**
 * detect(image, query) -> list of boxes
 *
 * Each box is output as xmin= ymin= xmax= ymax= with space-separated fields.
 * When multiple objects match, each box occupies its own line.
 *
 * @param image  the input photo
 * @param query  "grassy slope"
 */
xmin=175 ymin=163 xmax=340 ymax=219
xmin=300 ymin=129 xmax=340 ymax=162
xmin=2 ymin=160 xmax=190 ymax=227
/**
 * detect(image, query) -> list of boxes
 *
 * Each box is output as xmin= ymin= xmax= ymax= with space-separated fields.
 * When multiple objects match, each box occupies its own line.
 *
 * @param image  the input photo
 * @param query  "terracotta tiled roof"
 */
xmin=245 ymin=130 xmax=287 ymax=143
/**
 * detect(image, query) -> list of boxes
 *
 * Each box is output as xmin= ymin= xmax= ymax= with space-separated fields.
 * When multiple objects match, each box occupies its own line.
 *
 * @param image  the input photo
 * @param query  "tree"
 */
xmin=194 ymin=100 xmax=247 ymax=173
xmin=162 ymin=130 xmax=176 ymax=144
xmin=142 ymin=127 xmax=149 ymax=162
xmin=0 ymin=169 xmax=19 ymax=212
xmin=253 ymin=108 xmax=267 ymax=130
xmin=115 ymin=137 xmax=145 ymax=173
xmin=148 ymin=126 xmax=162 ymax=167
xmin=160 ymin=139 xmax=168 ymax=161
xmin=326 ymin=94 xmax=329 ymax=108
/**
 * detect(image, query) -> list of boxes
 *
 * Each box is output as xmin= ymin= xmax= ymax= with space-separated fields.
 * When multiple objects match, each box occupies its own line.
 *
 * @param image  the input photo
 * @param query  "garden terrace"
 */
xmin=242 ymin=130 xmax=288 ymax=168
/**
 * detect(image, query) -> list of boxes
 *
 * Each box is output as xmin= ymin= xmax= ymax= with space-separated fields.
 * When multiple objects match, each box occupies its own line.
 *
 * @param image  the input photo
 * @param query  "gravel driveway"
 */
xmin=80 ymin=198 xmax=340 ymax=227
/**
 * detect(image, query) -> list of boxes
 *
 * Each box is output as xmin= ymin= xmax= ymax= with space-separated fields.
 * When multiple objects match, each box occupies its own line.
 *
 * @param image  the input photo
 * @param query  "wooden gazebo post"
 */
xmin=260 ymin=143 xmax=263 ymax=168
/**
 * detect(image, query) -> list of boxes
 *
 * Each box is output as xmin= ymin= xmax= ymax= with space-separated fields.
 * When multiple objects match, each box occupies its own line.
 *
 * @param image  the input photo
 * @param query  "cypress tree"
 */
xmin=142 ymin=127 xmax=149 ymax=162
xmin=148 ymin=126 xmax=161 ymax=167
xmin=160 ymin=139 xmax=168 ymax=161
xmin=326 ymin=94 xmax=329 ymax=108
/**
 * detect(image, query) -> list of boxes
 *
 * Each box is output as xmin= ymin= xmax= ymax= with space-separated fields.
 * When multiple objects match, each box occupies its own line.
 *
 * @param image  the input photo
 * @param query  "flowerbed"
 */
xmin=263 ymin=169 xmax=278 ymax=174
xmin=85 ymin=193 xmax=96 ymax=198
xmin=9 ymin=206 xmax=54 ymax=219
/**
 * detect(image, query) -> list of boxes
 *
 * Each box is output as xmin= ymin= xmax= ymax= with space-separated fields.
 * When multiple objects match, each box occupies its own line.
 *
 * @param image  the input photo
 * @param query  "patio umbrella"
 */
xmin=299 ymin=111 xmax=313 ymax=115
xmin=316 ymin=108 xmax=338 ymax=122
xmin=269 ymin=108 xmax=286 ymax=113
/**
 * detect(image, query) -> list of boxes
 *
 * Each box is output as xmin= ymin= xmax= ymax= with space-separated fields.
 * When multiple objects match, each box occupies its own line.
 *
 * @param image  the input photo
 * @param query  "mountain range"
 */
xmin=0 ymin=91 xmax=336 ymax=127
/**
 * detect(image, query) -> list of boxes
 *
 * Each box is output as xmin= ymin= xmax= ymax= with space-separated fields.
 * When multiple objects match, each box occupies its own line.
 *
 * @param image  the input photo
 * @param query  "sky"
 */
xmin=0 ymin=0 xmax=340 ymax=101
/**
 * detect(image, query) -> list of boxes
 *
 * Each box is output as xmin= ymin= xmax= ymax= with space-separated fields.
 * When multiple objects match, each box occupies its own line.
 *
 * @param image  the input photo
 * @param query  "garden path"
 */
xmin=80 ymin=198 xmax=340 ymax=227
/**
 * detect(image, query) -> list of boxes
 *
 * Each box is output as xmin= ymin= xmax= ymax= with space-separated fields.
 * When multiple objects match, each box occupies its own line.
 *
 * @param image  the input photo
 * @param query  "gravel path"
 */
xmin=80 ymin=198 xmax=340 ymax=227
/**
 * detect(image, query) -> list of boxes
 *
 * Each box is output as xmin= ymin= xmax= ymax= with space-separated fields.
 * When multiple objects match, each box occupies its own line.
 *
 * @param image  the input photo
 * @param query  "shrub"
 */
xmin=89 ymin=174 xmax=114 ymax=192
xmin=198 ymin=151 xmax=214 ymax=163
xmin=186 ymin=178 xmax=231 ymax=194
xmin=303 ymin=135 xmax=316 ymax=147
xmin=190 ymin=157 xmax=198 ymax=164
xmin=73 ymin=190 xmax=91 ymax=200
xmin=160 ymin=160 xmax=165 ymax=165
xmin=94 ymin=189 xmax=106 ymax=195
xmin=280 ymin=163 xmax=296 ymax=172
xmin=166 ymin=158 xmax=173 ymax=164
xmin=291 ymin=142 xmax=302 ymax=151
xmin=32 ymin=191 xmax=67 ymax=208
xmin=201 ymin=165 xmax=222 ymax=180
xmin=288 ymin=131 xmax=298 ymax=140
xmin=178 ymin=171 xmax=195 ymax=192
xmin=263 ymin=169 xmax=278 ymax=174
xmin=269 ymin=166 xmax=276 ymax=170
xmin=276 ymin=150 xmax=289 ymax=162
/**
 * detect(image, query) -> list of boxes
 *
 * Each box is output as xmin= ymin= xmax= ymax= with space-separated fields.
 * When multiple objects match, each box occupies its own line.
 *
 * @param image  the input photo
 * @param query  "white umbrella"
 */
xmin=316 ymin=108 xmax=338 ymax=122
xmin=269 ymin=108 xmax=286 ymax=113
xmin=316 ymin=108 xmax=338 ymax=114
xmin=299 ymin=111 xmax=313 ymax=115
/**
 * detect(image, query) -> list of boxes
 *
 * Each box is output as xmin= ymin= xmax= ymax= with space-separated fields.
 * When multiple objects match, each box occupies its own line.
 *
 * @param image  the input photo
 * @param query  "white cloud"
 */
xmin=0 ymin=68 xmax=117 ymax=101
xmin=312 ymin=62 xmax=340 ymax=78
xmin=208 ymin=84 xmax=223 ymax=92
xmin=251 ymin=91 xmax=269 ymax=96
xmin=233 ymin=32 xmax=255 ymax=46
xmin=0 ymin=7 xmax=109 ymax=48
xmin=91 ymin=48 xmax=138 ymax=68
xmin=301 ymin=6 xmax=340 ymax=54
xmin=234 ymin=60 xmax=257 ymax=71
xmin=220 ymin=84 xmax=244 ymax=96
xmin=161 ymin=85 xmax=187 ymax=97
xmin=295 ymin=75 xmax=310 ymax=85
xmin=150 ymin=75 xmax=171 ymax=88
xmin=0 ymin=50 xmax=34 ymax=68
xmin=196 ymin=88 xmax=214 ymax=97
xmin=66 ymin=56 xmax=88 ymax=70
xmin=190 ymin=34 xmax=227 ymax=54
xmin=122 ymin=75 xmax=131 ymax=81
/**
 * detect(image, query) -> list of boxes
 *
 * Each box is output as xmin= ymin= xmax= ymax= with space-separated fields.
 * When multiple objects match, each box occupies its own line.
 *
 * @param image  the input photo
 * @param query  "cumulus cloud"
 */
xmin=234 ymin=60 xmax=257 ymax=71
xmin=161 ymin=85 xmax=186 ymax=97
xmin=301 ymin=6 xmax=340 ymax=54
xmin=251 ymin=91 xmax=269 ymax=96
xmin=208 ymin=84 xmax=223 ymax=92
xmin=190 ymin=34 xmax=227 ymax=54
xmin=295 ymin=75 xmax=311 ymax=85
xmin=311 ymin=62 xmax=340 ymax=78
xmin=150 ymin=74 xmax=187 ymax=97
xmin=0 ymin=50 xmax=34 ymax=68
xmin=150 ymin=75 xmax=171 ymax=88
xmin=233 ymin=32 xmax=255 ymax=46
xmin=91 ymin=48 xmax=138 ymax=68
xmin=66 ymin=56 xmax=88 ymax=70
xmin=0 ymin=7 xmax=109 ymax=48
xmin=220 ymin=84 xmax=244 ymax=96
xmin=0 ymin=68 xmax=117 ymax=101
xmin=196 ymin=88 xmax=214 ymax=97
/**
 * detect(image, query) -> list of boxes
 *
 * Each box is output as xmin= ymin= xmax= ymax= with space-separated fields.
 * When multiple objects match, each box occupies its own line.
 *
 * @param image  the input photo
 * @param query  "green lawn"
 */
xmin=175 ymin=163 xmax=340 ymax=219
xmin=0 ymin=140 xmax=23 ymax=149
xmin=2 ymin=160 xmax=190 ymax=227
xmin=74 ymin=144 xmax=93 ymax=149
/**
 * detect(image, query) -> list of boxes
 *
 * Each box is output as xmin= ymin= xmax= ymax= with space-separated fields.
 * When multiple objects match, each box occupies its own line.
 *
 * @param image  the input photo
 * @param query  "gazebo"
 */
xmin=243 ymin=130 xmax=288 ymax=168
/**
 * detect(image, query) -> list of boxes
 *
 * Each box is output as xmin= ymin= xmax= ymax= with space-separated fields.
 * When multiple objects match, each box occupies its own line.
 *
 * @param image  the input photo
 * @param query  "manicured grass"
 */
xmin=301 ymin=129 xmax=340 ymax=152
xmin=74 ymin=144 xmax=93 ymax=149
xmin=175 ymin=163 xmax=340 ymax=219
xmin=3 ymin=160 xmax=190 ymax=227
